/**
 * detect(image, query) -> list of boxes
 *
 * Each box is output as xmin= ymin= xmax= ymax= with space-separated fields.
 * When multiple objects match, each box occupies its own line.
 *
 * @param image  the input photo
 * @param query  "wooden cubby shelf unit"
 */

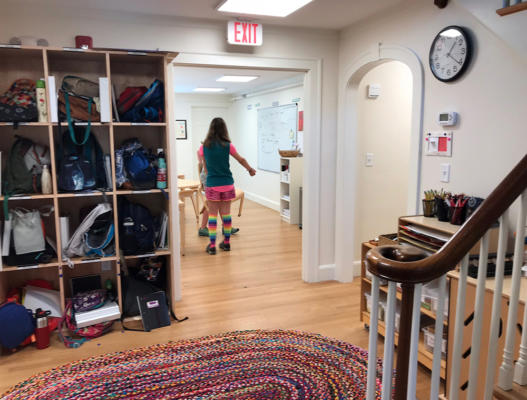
xmin=0 ymin=45 xmax=178 ymax=317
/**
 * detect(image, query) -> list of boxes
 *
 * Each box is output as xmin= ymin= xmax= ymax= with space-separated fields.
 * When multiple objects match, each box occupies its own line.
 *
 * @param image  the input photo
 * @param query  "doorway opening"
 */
xmin=170 ymin=61 xmax=312 ymax=302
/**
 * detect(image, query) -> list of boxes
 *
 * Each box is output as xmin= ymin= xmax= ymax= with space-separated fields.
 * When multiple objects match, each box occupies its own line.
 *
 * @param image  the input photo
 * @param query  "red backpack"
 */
xmin=117 ymin=87 xmax=147 ymax=115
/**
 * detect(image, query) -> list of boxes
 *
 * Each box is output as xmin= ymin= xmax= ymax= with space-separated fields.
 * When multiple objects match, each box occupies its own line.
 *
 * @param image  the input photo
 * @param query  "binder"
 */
xmin=136 ymin=291 xmax=170 ymax=332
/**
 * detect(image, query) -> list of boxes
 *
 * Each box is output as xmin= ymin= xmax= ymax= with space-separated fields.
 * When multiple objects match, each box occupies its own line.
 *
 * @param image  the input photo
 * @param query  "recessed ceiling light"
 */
xmin=193 ymin=88 xmax=227 ymax=92
xmin=217 ymin=0 xmax=313 ymax=17
xmin=217 ymin=75 xmax=259 ymax=83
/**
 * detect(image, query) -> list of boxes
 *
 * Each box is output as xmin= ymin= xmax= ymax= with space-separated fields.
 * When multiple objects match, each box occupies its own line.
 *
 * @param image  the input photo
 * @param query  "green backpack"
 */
xmin=3 ymin=137 xmax=49 ymax=195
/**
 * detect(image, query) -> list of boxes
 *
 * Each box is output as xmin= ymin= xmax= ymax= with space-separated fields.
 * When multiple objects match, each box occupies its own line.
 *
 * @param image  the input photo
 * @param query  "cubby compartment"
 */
xmin=110 ymin=53 xmax=165 ymax=124
xmin=0 ymin=266 xmax=60 ymax=305
xmin=61 ymin=261 xmax=118 ymax=299
xmin=0 ymin=126 xmax=53 ymax=197
xmin=53 ymin=125 xmax=113 ymax=194
xmin=1 ymin=198 xmax=58 ymax=269
xmin=58 ymin=196 xmax=116 ymax=264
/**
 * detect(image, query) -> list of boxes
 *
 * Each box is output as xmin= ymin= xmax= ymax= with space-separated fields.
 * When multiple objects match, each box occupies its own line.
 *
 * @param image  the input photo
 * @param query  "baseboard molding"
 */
xmin=244 ymin=191 xmax=280 ymax=211
xmin=318 ymin=264 xmax=336 ymax=281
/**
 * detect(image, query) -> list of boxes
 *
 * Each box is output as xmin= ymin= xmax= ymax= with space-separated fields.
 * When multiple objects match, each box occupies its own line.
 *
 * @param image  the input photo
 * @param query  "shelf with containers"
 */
xmin=0 ymin=46 xmax=178 ymax=317
xmin=279 ymin=157 xmax=303 ymax=225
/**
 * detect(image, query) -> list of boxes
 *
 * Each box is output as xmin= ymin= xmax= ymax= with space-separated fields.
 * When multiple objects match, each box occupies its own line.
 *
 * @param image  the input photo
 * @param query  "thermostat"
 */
xmin=438 ymin=111 xmax=458 ymax=126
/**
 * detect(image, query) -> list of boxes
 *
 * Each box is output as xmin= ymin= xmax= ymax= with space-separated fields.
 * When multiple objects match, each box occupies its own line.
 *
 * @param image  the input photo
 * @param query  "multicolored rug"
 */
xmin=2 ymin=330 xmax=382 ymax=399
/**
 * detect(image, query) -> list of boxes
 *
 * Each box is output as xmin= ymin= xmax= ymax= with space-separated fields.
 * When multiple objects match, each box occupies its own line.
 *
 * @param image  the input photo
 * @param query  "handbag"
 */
xmin=72 ymin=289 xmax=107 ymax=313
xmin=11 ymin=208 xmax=46 ymax=255
xmin=58 ymin=300 xmax=113 ymax=348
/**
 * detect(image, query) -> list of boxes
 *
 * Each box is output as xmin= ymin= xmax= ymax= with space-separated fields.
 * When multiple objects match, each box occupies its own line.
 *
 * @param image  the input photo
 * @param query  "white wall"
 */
xmin=173 ymin=93 xmax=232 ymax=180
xmin=354 ymin=61 xmax=412 ymax=255
xmin=1 ymin=2 xmax=339 ymax=268
xmin=339 ymin=0 xmax=527 ymax=235
xmin=229 ymin=85 xmax=304 ymax=211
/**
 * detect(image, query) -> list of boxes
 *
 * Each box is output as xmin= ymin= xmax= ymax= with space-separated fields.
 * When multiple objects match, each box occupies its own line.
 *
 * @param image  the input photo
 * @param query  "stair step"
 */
xmin=494 ymin=383 xmax=527 ymax=400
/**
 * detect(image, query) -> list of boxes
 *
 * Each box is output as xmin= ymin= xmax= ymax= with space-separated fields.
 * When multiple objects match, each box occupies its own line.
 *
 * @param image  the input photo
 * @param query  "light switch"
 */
xmin=365 ymin=153 xmax=374 ymax=167
xmin=440 ymin=163 xmax=451 ymax=183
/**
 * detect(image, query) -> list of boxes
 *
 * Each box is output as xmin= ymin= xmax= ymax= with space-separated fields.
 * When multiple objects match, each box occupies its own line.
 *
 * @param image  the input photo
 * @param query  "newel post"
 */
xmin=394 ymin=283 xmax=415 ymax=400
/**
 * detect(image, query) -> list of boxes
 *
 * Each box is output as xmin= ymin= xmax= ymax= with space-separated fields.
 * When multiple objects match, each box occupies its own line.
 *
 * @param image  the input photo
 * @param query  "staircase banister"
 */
xmin=366 ymin=153 xmax=527 ymax=284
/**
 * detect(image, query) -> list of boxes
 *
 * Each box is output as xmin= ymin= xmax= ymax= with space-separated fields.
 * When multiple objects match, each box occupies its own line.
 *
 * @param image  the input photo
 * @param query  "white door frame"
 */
xmin=168 ymin=52 xmax=323 ymax=300
xmin=334 ymin=43 xmax=424 ymax=282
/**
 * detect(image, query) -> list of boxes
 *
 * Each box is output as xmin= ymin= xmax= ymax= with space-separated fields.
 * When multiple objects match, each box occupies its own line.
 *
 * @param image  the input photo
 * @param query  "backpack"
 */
xmin=121 ymin=138 xmax=157 ymax=189
xmin=120 ymin=79 xmax=164 ymax=122
xmin=57 ymin=125 xmax=108 ymax=192
xmin=118 ymin=197 xmax=155 ymax=255
xmin=0 ymin=302 xmax=35 ymax=349
xmin=3 ymin=136 xmax=50 ymax=195
xmin=0 ymin=79 xmax=38 ymax=122
xmin=117 ymin=86 xmax=147 ymax=115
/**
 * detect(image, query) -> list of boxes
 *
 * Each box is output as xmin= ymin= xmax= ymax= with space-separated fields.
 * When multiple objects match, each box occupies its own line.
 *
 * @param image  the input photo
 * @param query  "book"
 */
xmin=74 ymin=301 xmax=121 ymax=328
xmin=137 ymin=291 xmax=170 ymax=332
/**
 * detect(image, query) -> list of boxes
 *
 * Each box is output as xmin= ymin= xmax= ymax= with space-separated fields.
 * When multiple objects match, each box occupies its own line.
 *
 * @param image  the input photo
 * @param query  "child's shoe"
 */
xmin=206 ymin=244 xmax=216 ymax=255
xmin=199 ymin=227 xmax=209 ymax=237
xmin=219 ymin=242 xmax=231 ymax=252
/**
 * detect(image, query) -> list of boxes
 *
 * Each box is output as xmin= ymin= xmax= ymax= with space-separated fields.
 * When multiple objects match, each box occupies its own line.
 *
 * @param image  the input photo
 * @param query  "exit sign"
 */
xmin=227 ymin=21 xmax=263 ymax=46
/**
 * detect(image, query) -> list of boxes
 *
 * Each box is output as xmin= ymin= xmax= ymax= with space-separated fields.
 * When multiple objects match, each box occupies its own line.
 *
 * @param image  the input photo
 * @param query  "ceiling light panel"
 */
xmin=217 ymin=75 xmax=259 ymax=83
xmin=194 ymin=88 xmax=226 ymax=92
xmin=217 ymin=0 xmax=313 ymax=17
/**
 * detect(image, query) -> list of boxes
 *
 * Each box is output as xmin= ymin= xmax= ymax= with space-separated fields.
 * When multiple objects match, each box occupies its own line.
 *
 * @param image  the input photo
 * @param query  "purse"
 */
xmin=72 ymin=289 xmax=107 ymax=313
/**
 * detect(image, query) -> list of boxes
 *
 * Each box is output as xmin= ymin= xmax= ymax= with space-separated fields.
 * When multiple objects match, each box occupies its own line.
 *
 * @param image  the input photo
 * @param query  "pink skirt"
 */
xmin=206 ymin=186 xmax=236 ymax=201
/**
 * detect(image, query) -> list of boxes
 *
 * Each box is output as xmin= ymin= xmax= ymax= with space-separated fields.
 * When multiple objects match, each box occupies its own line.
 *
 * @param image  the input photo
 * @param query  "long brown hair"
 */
xmin=203 ymin=117 xmax=231 ymax=147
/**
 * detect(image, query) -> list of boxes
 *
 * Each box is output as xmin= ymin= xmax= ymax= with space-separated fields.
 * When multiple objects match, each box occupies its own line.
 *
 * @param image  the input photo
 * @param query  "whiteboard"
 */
xmin=257 ymin=103 xmax=298 ymax=173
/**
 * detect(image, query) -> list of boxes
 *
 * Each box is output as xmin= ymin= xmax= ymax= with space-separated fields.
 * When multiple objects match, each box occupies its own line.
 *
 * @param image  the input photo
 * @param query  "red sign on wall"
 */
xmin=227 ymin=21 xmax=263 ymax=46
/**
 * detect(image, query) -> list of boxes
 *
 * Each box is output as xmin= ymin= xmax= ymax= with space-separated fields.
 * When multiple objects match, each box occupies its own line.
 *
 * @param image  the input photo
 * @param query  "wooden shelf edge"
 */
xmin=112 ymin=122 xmax=166 ymax=127
xmin=57 ymin=191 xmax=115 ymax=198
xmin=1 ymin=261 xmax=60 ymax=272
xmin=496 ymin=3 xmax=527 ymax=16
xmin=116 ymin=189 xmax=170 ymax=195
xmin=124 ymin=249 xmax=171 ymax=259
xmin=0 ymin=122 xmax=49 ymax=127
xmin=362 ymin=311 xmax=446 ymax=378
xmin=66 ymin=256 xmax=118 ymax=265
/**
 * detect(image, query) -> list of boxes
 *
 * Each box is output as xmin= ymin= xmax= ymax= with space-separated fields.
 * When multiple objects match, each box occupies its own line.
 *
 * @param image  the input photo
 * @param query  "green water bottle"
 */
xmin=156 ymin=149 xmax=167 ymax=189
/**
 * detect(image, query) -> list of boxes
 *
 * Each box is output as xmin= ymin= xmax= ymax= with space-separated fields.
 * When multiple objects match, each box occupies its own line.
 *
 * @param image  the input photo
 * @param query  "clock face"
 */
xmin=429 ymin=26 xmax=472 ymax=82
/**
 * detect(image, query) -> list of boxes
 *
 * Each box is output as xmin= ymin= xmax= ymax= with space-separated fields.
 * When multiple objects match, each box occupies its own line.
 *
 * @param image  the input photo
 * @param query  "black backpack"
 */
xmin=120 ymin=138 xmax=157 ymax=189
xmin=57 ymin=125 xmax=108 ymax=192
xmin=118 ymin=197 xmax=155 ymax=255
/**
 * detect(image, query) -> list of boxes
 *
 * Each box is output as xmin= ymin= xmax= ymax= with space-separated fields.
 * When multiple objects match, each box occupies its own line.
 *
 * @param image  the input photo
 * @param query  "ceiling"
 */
xmin=173 ymin=66 xmax=304 ymax=95
xmin=12 ymin=0 xmax=406 ymax=30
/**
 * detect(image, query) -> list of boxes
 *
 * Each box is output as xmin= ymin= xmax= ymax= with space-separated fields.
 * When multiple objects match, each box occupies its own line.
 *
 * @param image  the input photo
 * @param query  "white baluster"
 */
xmin=448 ymin=255 xmax=470 ymax=400
xmin=484 ymin=212 xmax=509 ymax=399
xmin=367 ymin=276 xmax=380 ymax=400
xmin=502 ymin=0 xmax=511 ymax=7
xmin=430 ymin=274 xmax=447 ymax=400
xmin=467 ymin=232 xmax=491 ymax=400
xmin=381 ymin=281 xmax=397 ymax=400
xmin=513 ymin=193 xmax=527 ymax=385
xmin=407 ymin=284 xmax=422 ymax=400
xmin=499 ymin=191 xmax=527 ymax=389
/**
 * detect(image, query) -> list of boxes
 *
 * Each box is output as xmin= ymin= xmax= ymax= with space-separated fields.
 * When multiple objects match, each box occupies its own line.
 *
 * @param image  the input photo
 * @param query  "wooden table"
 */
xmin=178 ymin=179 xmax=200 ymax=222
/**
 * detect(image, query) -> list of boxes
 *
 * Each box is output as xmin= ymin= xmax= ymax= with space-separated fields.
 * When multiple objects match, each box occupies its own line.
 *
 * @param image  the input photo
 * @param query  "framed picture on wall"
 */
xmin=175 ymin=120 xmax=187 ymax=140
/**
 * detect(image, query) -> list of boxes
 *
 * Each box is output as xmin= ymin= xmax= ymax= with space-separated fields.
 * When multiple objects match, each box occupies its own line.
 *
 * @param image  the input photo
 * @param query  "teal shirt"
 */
xmin=203 ymin=142 xmax=234 ymax=187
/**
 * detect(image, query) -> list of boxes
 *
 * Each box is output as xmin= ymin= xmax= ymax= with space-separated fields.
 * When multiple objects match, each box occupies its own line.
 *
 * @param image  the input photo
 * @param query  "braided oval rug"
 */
xmin=2 ymin=330 xmax=382 ymax=400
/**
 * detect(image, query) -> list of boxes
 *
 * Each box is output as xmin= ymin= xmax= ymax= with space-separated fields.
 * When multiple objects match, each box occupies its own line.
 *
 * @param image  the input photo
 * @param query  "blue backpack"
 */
xmin=118 ymin=197 xmax=155 ymax=255
xmin=121 ymin=79 xmax=164 ymax=123
xmin=121 ymin=138 xmax=157 ymax=189
xmin=0 ymin=302 xmax=35 ymax=349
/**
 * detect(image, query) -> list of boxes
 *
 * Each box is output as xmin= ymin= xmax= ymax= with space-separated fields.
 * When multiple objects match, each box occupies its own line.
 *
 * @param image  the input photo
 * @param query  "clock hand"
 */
xmin=446 ymin=38 xmax=457 ymax=56
xmin=447 ymin=53 xmax=462 ymax=65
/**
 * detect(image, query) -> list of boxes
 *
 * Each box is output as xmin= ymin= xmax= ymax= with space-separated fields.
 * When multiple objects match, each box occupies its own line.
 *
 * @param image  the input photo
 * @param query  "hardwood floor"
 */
xmin=0 ymin=199 xmax=434 ymax=397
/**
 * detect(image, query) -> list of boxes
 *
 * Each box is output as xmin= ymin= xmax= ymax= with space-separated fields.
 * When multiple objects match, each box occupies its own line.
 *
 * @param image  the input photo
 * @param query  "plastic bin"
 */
xmin=422 ymin=326 xmax=447 ymax=359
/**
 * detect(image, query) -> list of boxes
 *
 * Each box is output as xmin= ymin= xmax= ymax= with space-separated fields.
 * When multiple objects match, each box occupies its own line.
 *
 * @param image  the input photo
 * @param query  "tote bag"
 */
xmin=11 ymin=208 xmax=45 ymax=255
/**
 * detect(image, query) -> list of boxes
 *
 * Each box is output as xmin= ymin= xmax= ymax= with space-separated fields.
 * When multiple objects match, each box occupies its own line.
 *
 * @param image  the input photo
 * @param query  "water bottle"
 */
xmin=41 ymin=164 xmax=52 ymax=194
xmin=36 ymin=79 xmax=47 ymax=123
xmin=35 ymin=309 xmax=51 ymax=350
xmin=156 ymin=149 xmax=167 ymax=189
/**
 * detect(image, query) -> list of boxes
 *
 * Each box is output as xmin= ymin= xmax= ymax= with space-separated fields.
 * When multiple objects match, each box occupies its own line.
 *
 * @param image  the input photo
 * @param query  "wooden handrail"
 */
xmin=367 ymin=153 xmax=527 ymax=284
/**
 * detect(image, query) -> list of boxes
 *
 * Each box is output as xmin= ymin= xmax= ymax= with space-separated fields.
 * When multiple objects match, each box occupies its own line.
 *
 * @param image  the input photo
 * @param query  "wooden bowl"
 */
xmin=278 ymin=150 xmax=300 ymax=158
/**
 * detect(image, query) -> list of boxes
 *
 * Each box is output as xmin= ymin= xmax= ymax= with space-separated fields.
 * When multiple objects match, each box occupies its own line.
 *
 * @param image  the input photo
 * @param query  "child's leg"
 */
xmin=207 ymin=201 xmax=219 ymax=249
xmin=201 ymin=207 xmax=209 ymax=229
xmin=219 ymin=201 xmax=232 ymax=245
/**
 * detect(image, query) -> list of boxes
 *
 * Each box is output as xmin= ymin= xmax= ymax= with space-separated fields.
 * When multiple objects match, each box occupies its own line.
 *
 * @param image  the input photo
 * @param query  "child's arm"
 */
xmin=197 ymin=147 xmax=207 ymax=174
xmin=231 ymin=149 xmax=256 ymax=176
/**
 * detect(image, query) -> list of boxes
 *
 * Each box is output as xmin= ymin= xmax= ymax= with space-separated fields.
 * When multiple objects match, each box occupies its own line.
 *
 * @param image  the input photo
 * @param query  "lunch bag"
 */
xmin=0 ymin=79 xmax=38 ymax=122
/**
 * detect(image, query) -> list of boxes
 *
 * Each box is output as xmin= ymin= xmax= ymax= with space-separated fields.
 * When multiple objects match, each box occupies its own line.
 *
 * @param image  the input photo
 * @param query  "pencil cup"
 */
xmin=450 ymin=205 xmax=467 ymax=225
xmin=435 ymin=198 xmax=450 ymax=222
xmin=422 ymin=199 xmax=435 ymax=217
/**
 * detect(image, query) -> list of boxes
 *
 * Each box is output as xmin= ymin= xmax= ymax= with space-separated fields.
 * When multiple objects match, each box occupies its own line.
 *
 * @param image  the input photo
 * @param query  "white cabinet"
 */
xmin=279 ymin=157 xmax=303 ymax=224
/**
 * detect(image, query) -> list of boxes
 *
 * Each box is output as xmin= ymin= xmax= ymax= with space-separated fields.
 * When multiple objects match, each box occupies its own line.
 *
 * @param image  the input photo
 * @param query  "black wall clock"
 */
xmin=429 ymin=26 xmax=472 ymax=82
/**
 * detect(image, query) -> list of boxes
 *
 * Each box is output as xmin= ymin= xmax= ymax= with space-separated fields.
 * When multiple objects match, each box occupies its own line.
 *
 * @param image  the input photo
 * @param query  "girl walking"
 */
xmin=199 ymin=117 xmax=256 ymax=255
